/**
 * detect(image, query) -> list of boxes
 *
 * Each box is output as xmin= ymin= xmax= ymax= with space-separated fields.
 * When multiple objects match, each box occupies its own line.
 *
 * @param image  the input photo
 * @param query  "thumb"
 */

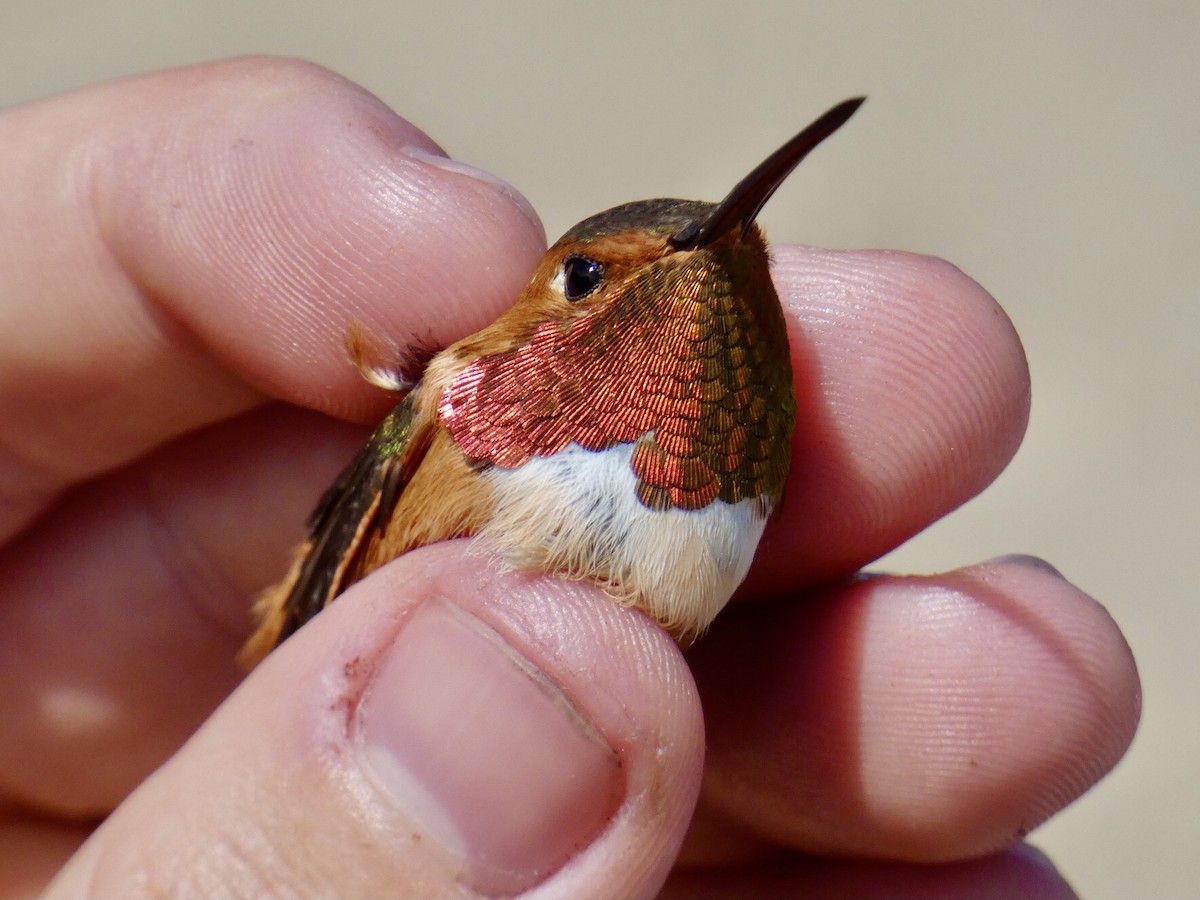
xmin=44 ymin=543 xmax=704 ymax=899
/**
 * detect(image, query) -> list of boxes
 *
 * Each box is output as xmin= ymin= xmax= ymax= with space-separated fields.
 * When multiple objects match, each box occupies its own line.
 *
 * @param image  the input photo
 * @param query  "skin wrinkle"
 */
xmin=857 ymin=569 xmax=1134 ymax=847
xmin=769 ymin=249 xmax=1027 ymax=563
xmin=942 ymin=568 xmax=1138 ymax=801
xmin=861 ymin=587 xmax=1008 ymax=823
xmin=173 ymin=143 xmax=340 ymax=358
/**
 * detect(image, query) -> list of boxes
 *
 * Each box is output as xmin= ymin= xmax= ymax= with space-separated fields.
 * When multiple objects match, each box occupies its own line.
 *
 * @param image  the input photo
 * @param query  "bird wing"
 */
xmin=239 ymin=392 xmax=432 ymax=666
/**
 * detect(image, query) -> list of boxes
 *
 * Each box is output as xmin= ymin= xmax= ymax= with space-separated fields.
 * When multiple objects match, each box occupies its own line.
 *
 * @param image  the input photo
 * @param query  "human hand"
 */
xmin=0 ymin=59 xmax=1139 ymax=899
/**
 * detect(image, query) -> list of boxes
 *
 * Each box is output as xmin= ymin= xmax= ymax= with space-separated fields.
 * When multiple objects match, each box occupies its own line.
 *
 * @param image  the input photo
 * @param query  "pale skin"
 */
xmin=0 ymin=58 xmax=1139 ymax=899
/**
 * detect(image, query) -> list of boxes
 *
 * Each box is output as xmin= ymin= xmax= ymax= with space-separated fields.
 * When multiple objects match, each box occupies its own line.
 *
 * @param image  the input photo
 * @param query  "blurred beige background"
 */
xmin=4 ymin=2 xmax=1195 ymax=897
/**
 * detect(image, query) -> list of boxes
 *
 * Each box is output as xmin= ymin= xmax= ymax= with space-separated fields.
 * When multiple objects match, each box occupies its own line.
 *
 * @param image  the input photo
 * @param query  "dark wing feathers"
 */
xmin=242 ymin=394 xmax=427 ymax=662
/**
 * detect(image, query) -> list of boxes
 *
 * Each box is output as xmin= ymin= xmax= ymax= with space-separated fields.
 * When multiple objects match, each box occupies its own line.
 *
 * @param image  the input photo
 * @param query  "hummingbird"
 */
xmin=241 ymin=97 xmax=865 ymax=666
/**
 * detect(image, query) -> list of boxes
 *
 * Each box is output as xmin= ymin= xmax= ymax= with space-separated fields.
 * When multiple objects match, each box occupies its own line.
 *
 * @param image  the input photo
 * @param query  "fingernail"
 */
xmin=852 ymin=570 xmax=895 ymax=582
xmin=400 ymin=146 xmax=543 ymax=237
xmin=357 ymin=598 xmax=622 ymax=895
xmin=983 ymin=554 xmax=1066 ymax=579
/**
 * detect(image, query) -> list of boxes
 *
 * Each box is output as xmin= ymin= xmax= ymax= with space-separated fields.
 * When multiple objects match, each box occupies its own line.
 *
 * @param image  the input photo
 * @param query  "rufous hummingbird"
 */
xmin=241 ymin=97 xmax=865 ymax=666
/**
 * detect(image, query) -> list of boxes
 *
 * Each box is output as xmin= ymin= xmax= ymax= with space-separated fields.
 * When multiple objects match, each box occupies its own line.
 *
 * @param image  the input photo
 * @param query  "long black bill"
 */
xmin=670 ymin=96 xmax=865 ymax=250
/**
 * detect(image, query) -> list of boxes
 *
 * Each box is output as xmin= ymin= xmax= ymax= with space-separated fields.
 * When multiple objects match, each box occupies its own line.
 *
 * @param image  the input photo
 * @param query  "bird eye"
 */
xmin=562 ymin=255 xmax=604 ymax=301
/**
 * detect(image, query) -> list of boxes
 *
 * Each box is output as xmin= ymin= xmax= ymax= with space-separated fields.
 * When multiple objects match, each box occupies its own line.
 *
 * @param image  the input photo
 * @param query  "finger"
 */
xmin=0 ymin=405 xmax=364 ymax=817
xmin=750 ymin=247 xmax=1030 ymax=587
xmin=0 ymin=815 xmax=90 ymax=899
xmin=42 ymin=544 xmax=704 ymax=900
xmin=660 ymin=844 xmax=1077 ymax=900
xmin=0 ymin=56 xmax=545 ymax=537
xmin=688 ymin=556 xmax=1140 ymax=861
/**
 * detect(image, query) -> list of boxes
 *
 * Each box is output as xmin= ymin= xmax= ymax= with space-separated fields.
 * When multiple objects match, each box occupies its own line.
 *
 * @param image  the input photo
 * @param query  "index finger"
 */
xmin=0 ymin=56 xmax=546 ymax=539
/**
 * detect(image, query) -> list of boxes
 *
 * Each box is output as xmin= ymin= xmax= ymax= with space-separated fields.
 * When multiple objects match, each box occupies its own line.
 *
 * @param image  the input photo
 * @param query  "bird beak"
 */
xmin=669 ymin=96 xmax=865 ymax=250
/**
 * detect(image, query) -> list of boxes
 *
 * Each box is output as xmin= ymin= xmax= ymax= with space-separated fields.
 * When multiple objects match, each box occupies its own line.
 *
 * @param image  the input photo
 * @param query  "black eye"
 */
xmin=562 ymin=255 xmax=604 ymax=301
